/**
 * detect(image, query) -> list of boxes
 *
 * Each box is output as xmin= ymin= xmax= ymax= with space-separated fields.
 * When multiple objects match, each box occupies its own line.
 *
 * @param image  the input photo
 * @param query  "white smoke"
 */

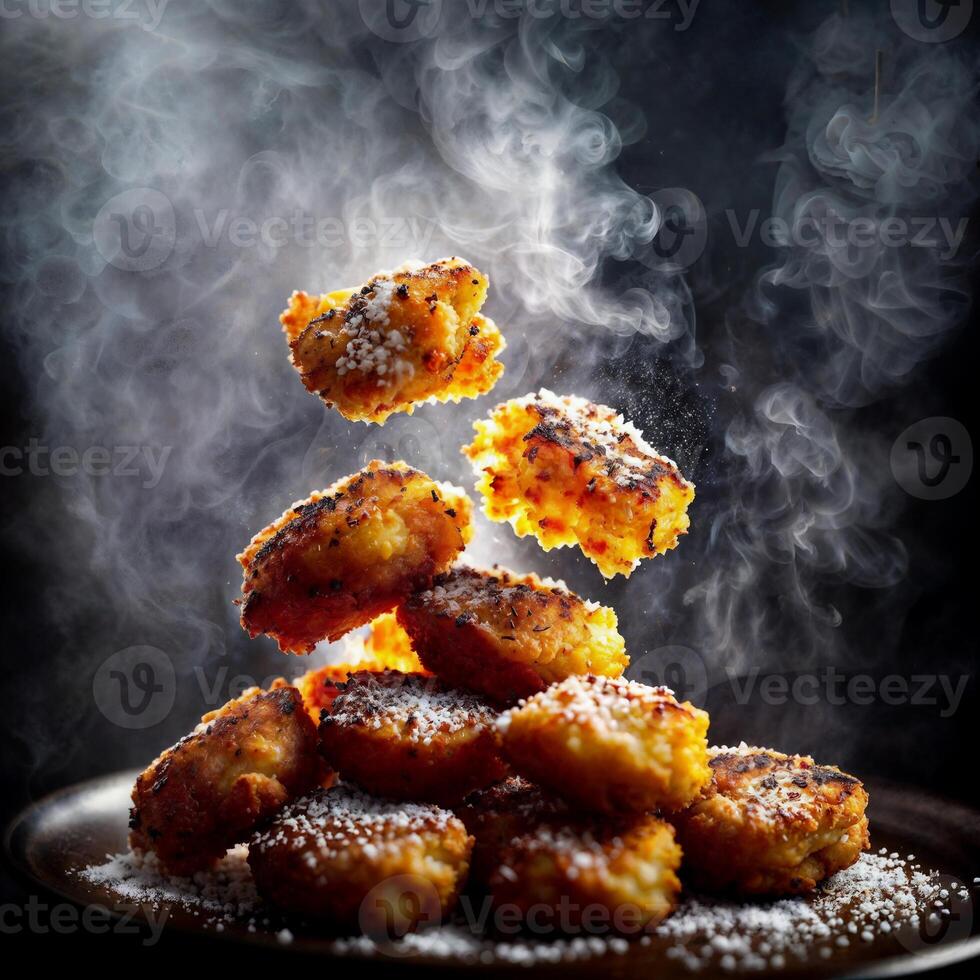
xmin=688 ymin=7 xmax=978 ymax=685
xmin=1 ymin=3 xmax=975 ymax=780
xmin=0 ymin=1 xmax=689 ymax=774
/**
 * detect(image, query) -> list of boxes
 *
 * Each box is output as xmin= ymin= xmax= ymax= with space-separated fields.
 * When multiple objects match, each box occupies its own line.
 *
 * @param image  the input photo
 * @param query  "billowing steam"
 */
xmin=691 ymin=6 xmax=978 ymax=705
xmin=0 ymin=2 xmax=975 ymax=785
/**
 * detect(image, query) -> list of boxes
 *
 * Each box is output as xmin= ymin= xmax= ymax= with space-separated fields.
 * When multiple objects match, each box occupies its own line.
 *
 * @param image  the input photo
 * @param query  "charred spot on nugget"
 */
xmin=463 ymin=390 xmax=695 ymax=578
xmin=669 ymin=744 xmax=870 ymax=896
xmin=129 ymin=686 xmax=326 ymax=875
xmin=247 ymin=784 xmax=473 ymax=929
xmin=237 ymin=460 xmax=472 ymax=654
xmin=319 ymin=669 xmax=507 ymax=805
xmin=283 ymin=258 xmax=505 ymax=424
xmin=398 ymin=565 xmax=627 ymax=704
xmin=498 ymin=674 xmax=710 ymax=814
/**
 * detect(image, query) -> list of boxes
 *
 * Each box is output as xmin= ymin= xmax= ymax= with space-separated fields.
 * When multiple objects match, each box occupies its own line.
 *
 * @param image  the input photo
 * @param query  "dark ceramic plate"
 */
xmin=5 ymin=771 xmax=980 ymax=976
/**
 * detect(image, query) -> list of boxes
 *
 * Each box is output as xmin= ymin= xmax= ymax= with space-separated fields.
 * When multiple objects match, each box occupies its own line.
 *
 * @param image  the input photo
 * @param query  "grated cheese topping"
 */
xmin=333 ymin=277 xmax=415 ymax=386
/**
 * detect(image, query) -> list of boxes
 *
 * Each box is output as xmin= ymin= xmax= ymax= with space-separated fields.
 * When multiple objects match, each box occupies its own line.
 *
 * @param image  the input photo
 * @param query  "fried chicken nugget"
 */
xmin=319 ymin=670 xmax=507 ymax=805
xmin=283 ymin=258 xmax=505 ymax=424
xmin=669 ymin=744 xmax=870 ymax=896
xmin=277 ymin=613 xmax=428 ymax=721
xmin=129 ymin=687 xmax=326 ymax=875
xmin=248 ymin=784 xmax=473 ymax=930
xmin=497 ymin=675 xmax=710 ymax=813
xmin=463 ymin=390 xmax=695 ymax=578
xmin=397 ymin=565 xmax=627 ymax=705
xmin=459 ymin=776 xmax=570 ymax=885
xmin=238 ymin=460 xmax=472 ymax=654
xmin=488 ymin=812 xmax=682 ymax=935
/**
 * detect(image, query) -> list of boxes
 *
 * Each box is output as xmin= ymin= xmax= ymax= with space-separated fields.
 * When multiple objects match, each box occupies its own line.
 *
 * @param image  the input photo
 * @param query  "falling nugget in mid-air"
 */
xmin=237 ymin=460 xmax=472 ymax=654
xmin=282 ymin=257 xmax=505 ymax=424
xmin=463 ymin=389 xmax=695 ymax=578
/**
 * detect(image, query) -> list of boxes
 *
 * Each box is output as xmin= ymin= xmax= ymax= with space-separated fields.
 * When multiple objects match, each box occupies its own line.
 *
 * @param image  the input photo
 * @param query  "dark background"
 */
xmin=1 ymin=0 xmax=977 ymax=970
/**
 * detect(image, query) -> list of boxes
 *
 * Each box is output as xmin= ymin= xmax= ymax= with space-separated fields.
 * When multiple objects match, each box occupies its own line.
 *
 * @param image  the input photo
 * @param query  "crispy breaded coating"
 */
xmin=463 ymin=390 xmax=695 ymax=578
xmin=279 ymin=613 xmax=428 ymax=721
xmin=283 ymin=258 xmax=505 ymax=423
xmin=488 ymin=811 xmax=682 ymax=934
xmin=128 ymin=687 xmax=326 ymax=875
xmin=669 ymin=744 xmax=870 ymax=896
xmin=248 ymin=784 xmax=473 ymax=929
xmin=237 ymin=460 xmax=472 ymax=654
xmin=271 ymin=662 xmax=357 ymax=723
xmin=498 ymin=675 xmax=710 ymax=814
xmin=320 ymin=670 xmax=507 ymax=805
xmin=397 ymin=565 xmax=627 ymax=705
xmin=449 ymin=315 xmax=506 ymax=399
xmin=459 ymin=776 xmax=570 ymax=885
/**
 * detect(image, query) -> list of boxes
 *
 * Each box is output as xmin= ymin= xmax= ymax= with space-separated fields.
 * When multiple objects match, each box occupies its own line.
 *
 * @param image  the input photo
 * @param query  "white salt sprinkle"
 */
xmin=77 ymin=848 xmax=954 ymax=971
xmin=328 ymin=670 xmax=497 ymax=744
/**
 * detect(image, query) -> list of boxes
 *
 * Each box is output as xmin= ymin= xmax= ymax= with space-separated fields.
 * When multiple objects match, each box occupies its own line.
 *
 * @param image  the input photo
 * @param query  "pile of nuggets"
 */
xmin=129 ymin=259 xmax=870 ymax=939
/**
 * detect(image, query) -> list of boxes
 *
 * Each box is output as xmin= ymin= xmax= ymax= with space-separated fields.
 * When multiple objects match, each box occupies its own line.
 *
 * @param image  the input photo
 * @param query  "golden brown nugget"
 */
xmin=669 ymin=744 xmax=870 ymax=896
xmin=319 ymin=670 xmax=507 ymax=805
xmin=463 ymin=389 xmax=695 ymax=578
xmin=129 ymin=687 xmax=326 ymax=875
xmin=488 ymin=812 xmax=682 ymax=935
xmin=283 ymin=258 xmax=505 ymax=423
xmin=248 ymin=785 xmax=473 ymax=930
xmin=277 ymin=613 xmax=428 ymax=721
xmin=398 ymin=565 xmax=627 ymax=705
xmin=237 ymin=460 xmax=472 ymax=654
xmin=498 ymin=674 xmax=710 ymax=813
xmin=459 ymin=776 xmax=570 ymax=885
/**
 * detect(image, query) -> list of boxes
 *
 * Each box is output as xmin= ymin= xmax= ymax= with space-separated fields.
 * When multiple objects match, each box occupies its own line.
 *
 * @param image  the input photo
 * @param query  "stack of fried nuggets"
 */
xmin=129 ymin=259 xmax=869 ymax=939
